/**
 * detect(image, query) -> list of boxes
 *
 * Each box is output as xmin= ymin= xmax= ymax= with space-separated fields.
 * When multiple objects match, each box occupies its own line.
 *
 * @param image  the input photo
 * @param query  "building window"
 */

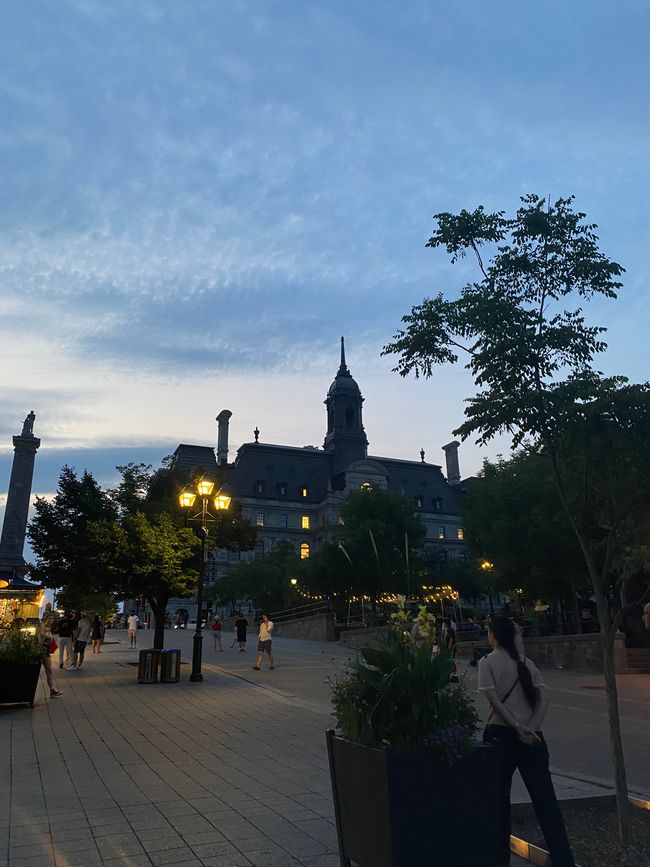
xmin=300 ymin=485 xmax=309 ymax=498
xmin=457 ymin=527 xmax=465 ymax=541
xmin=279 ymin=514 xmax=287 ymax=529
xmin=256 ymin=512 xmax=265 ymax=527
xmin=337 ymin=515 xmax=344 ymax=526
xmin=254 ymin=480 xmax=265 ymax=495
xmin=360 ymin=481 xmax=373 ymax=492
xmin=300 ymin=543 xmax=310 ymax=560
xmin=432 ymin=497 xmax=442 ymax=511
xmin=437 ymin=526 xmax=446 ymax=540
xmin=415 ymin=496 xmax=423 ymax=509
xmin=302 ymin=516 xmax=310 ymax=530
xmin=277 ymin=482 xmax=287 ymax=496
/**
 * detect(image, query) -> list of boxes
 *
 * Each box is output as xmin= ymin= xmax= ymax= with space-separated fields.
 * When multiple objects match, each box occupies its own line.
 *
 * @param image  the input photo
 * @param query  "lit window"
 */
xmin=279 ymin=514 xmax=287 ymax=528
xmin=300 ymin=485 xmax=309 ymax=498
xmin=360 ymin=482 xmax=373 ymax=492
xmin=457 ymin=527 xmax=464 ymax=541
xmin=302 ymin=516 xmax=310 ymax=530
xmin=337 ymin=515 xmax=344 ymax=526
xmin=415 ymin=496 xmax=423 ymax=509
xmin=437 ymin=526 xmax=446 ymax=540
xmin=256 ymin=513 xmax=265 ymax=527
xmin=300 ymin=543 xmax=310 ymax=560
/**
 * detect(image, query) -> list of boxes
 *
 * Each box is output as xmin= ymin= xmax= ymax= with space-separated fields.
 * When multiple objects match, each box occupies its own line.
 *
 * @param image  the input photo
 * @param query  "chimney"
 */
xmin=216 ymin=410 xmax=232 ymax=466
xmin=442 ymin=441 xmax=461 ymax=487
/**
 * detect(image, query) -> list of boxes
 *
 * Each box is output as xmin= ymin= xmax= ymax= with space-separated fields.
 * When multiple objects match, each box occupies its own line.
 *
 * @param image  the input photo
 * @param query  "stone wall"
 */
xmin=274 ymin=612 xmax=337 ymax=642
xmin=338 ymin=625 xmax=389 ymax=649
xmin=458 ymin=632 xmax=626 ymax=673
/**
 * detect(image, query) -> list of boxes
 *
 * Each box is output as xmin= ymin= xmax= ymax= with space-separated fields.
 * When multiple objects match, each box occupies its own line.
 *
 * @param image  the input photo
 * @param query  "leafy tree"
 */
xmin=463 ymin=451 xmax=590 ymax=627
xmin=383 ymin=194 xmax=641 ymax=842
xmin=207 ymin=541 xmax=304 ymax=612
xmin=310 ymin=486 xmax=427 ymax=602
xmin=28 ymin=466 xmax=118 ymax=597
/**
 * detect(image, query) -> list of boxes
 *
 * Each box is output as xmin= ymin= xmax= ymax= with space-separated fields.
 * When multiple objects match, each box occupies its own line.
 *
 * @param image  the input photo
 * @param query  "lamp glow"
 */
xmin=214 ymin=492 xmax=231 ymax=511
xmin=179 ymin=490 xmax=197 ymax=509
xmin=196 ymin=479 xmax=215 ymax=497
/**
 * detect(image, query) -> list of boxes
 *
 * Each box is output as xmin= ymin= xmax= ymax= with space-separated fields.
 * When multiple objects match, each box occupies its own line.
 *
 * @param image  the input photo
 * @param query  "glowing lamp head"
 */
xmin=179 ymin=489 xmax=197 ymax=509
xmin=214 ymin=492 xmax=231 ymax=511
xmin=290 ymin=578 xmax=298 ymax=587
xmin=196 ymin=478 xmax=215 ymax=497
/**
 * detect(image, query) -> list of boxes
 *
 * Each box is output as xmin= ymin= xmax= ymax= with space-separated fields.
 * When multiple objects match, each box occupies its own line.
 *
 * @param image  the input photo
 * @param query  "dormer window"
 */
xmin=254 ymin=480 xmax=265 ymax=496
xmin=415 ymin=496 xmax=423 ymax=509
xmin=432 ymin=497 xmax=442 ymax=511
xmin=277 ymin=482 xmax=287 ymax=496
xmin=300 ymin=485 xmax=309 ymax=498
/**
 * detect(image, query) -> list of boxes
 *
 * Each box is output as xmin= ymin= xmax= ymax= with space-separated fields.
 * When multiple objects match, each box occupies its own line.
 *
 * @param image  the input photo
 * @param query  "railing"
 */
xmin=269 ymin=600 xmax=330 ymax=624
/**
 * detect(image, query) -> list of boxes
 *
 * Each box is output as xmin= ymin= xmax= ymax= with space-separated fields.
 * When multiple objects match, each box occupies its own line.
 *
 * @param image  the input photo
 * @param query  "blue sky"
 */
xmin=1 ymin=0 xmax=649 ymax=523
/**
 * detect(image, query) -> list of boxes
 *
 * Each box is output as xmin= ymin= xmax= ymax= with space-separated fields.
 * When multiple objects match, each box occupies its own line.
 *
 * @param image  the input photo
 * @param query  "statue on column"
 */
xmin=21 ymin=411 xmax=35 ymax=437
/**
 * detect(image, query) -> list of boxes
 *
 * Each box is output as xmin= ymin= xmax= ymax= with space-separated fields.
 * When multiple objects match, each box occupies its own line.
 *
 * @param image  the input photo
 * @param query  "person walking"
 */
xmin=38 ymin=615 xmax=62 ymax=697
xmin=234 ymin=612 xmax=248 ymax=652
xmin=478 ymin=616 xmax=576 ymax=867
xmin=72 ymin=613 xmax=92 ymax=669
xmin=127 ymin=611 xmax=140 ymax=647
xmin=57 ymin=610 xmax=75 ymax=669
xmin=91 ymin=615 xmax=103 ymax=653
xmin=211 ymin=615 xmax=223 ymax=651
xmin=252 ymin=613 xmax=274 ymax=670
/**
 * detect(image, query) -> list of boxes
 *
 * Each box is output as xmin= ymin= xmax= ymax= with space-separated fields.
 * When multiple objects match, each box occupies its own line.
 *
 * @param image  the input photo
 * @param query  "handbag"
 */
xmin=49 ymin=638 xmax=58 ymax=654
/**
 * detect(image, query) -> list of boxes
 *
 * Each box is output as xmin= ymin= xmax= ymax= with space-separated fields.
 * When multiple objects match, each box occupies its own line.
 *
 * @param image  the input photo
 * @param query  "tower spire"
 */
xmin=338 ymin=336 xmax=349 ymax=376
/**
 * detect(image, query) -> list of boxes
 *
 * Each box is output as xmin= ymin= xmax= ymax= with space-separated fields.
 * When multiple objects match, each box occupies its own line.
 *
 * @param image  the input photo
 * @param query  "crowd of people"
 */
xmin=35 ymin=604 xmax=107 ymax=699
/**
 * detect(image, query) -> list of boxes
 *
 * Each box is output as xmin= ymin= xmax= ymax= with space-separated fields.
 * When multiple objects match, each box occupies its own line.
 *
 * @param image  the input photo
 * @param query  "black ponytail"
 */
xmin=490 ymin=617 xmax=539 ymax=711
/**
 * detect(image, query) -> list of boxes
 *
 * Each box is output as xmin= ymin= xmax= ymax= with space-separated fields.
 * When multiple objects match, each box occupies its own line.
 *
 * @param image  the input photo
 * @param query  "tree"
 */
xmin=310 ymin=486 xmax=427 ymax=602
xmin=208 ymin=541 xmax=304 ymax=613
xmin=383 ymin=194 xmax=640 ymax=843
xmin=463 ymin=451 xmax=590 ymax=626
xmin=28 ymin=466 xmax=118 ymax=597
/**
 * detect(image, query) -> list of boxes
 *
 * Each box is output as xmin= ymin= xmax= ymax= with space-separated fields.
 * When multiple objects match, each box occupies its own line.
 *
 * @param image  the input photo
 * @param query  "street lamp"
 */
xmin=179 ymin=477 xmax=231 ymax=682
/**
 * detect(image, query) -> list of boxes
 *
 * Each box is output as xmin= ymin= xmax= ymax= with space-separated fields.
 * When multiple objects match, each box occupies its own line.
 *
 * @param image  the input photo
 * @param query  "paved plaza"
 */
xmin=2 ymin=629 xmax=649 ymax=867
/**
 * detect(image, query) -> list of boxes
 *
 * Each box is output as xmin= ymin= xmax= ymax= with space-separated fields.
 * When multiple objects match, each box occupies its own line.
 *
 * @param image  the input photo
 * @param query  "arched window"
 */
xmin=300 ymin=543 xmax=310 ymax=560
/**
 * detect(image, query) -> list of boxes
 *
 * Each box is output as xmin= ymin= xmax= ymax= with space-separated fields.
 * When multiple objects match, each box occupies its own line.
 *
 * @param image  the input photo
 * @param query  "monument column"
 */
xmin=0 ymin=411 xmax=41 ymax=578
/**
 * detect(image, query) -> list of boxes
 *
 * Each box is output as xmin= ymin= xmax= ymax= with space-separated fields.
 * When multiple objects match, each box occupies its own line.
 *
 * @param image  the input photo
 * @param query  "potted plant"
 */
xmin=327 ymin=597 xmax=500 ymax=867
xmin=0 ymin=626 xmax=46 ymax=707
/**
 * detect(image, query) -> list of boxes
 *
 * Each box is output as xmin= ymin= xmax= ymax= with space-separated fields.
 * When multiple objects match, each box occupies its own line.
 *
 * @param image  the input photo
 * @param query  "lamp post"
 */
xmin=179 ymin=478 xmax=231 ymax=682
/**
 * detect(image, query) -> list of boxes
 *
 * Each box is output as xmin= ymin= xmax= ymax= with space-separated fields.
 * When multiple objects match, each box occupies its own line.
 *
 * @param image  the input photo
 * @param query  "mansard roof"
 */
xmin=227 ymin=441 xmax=331 ymax=503
xmin=368 ymin=454 xmax=462 ymax=515
xmin=173 ymin=444 xmax=218 ymax=479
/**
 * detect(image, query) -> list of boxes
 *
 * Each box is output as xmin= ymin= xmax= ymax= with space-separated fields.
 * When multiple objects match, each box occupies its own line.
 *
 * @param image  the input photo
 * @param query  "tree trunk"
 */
xmin=148 ymin=593 xmax=170 ymax=650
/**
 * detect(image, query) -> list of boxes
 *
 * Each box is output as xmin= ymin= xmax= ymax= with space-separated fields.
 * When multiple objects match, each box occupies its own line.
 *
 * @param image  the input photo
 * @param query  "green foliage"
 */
xmin=0 ymin=627 xmax=46 ymax=664
xmin=208 ymin=541 xmax=304 ymax=611
xmin=311 ymin=486 xmax=427 ymax=599
xmin=331 ymin=631 xmax=477 ymax=758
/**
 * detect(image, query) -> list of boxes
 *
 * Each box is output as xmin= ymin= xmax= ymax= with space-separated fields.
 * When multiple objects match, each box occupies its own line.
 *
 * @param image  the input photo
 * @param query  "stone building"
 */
xmin=170 ymin=340 xmax=465 ymax=615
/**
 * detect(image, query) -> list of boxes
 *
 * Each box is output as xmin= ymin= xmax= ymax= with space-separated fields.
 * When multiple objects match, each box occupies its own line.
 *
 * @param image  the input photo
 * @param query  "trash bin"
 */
xmin=160 ymin=648 xmax=181 ymax=683
xmin=138 ymin=648 xmax=161 ymax=683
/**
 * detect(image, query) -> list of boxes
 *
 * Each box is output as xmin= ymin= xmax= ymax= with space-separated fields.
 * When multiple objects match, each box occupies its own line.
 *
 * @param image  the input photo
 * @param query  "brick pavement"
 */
xmin=0 ymin=630 xmax=576 ymax=867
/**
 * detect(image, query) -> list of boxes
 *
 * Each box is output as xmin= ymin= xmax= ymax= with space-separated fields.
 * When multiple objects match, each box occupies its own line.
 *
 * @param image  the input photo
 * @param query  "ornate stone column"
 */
xmin=0 ymin=412 xmax=41 ymax=578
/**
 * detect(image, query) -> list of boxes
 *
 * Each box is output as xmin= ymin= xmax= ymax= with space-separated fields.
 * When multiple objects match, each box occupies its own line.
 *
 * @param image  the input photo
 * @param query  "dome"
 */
xmin=328 ymin=373 xmax=361 ymax=396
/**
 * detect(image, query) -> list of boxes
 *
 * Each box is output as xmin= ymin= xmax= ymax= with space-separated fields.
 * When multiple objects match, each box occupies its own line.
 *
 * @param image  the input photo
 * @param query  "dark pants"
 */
xmin=484 ymin=725 xmax=575 ymax=867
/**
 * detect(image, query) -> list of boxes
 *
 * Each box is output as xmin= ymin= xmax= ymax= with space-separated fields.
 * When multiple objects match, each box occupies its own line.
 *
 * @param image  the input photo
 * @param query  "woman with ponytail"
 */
xmin=478 ymin=617 xmax=575 ymax=867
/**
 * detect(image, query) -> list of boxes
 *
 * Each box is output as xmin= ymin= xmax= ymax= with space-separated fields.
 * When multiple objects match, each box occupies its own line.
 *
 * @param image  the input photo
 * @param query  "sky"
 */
xmin=1 ymin=0 xmax=650 ymax=536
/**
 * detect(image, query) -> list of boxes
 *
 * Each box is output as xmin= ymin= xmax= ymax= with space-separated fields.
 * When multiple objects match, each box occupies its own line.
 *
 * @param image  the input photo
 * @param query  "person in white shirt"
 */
xmin=252 ymin=614 xmax=274 ymax=671
xmin=478 ymin=617 xmax=575 ymax=867
xmin=72 ymin=614 xmax=92 ymax=669
xmin=127 ymin=612 xmax=140 ymax=647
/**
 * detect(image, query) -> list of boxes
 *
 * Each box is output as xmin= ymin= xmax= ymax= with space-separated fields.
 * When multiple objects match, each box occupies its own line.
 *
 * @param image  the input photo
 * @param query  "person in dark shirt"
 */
xmin=57 ymin=611 xmax=75 ymax=669
xmin=234 ymin=612 xmax=248 ymax=652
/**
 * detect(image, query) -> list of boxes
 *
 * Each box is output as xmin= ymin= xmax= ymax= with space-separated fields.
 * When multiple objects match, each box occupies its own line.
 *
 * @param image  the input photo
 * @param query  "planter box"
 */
xmin=327 ymin=731 xmax=500 ymax=867
xmin=0 ymin=660 xmax=42 ymax=707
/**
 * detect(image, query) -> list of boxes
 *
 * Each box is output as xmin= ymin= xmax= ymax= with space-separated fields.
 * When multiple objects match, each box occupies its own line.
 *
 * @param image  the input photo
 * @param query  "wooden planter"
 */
xmin=0 ymin=661 xmax=42 ymax=707
xmin=326 ymin=731 xmax=501 ymax=867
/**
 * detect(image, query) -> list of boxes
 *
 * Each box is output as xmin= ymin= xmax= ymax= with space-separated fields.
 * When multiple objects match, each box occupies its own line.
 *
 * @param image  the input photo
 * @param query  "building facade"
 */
xmin=171 ymin=339 xmax=465 ymax=615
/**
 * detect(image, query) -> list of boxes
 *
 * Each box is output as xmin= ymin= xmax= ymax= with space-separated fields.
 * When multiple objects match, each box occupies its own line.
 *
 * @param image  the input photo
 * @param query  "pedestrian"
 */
xmin=252 ymin=614 xmax=274 ymax=670
xmin=57 ymin=610 xmax=75 ymax=668
xmin=38 ymin=614 xmax=62 ymax=697
xmin=72 ymin=613 xmax=92 ymax=669
xmin=91 ymin=614 xmax=103 ymax=653
xmin=127 ymin=611 xmax=140 ymax=647
xmin=211 ymin=615 xmax=223 ymax=651
xmin=234 ymin=611 xmax=248 ymax=652
xmin=479 ymin=616 xmax=576 ymax=867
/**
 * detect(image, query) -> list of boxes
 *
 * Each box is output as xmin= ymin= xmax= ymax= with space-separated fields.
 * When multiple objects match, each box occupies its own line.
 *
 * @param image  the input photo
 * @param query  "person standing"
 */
xmin=57 ymin=610 xmax=75 ymax=669
xmin=38 ymin=615 xmax=62 ymax=697
xmin=234 ymin=612 xmax=248 ymax=652
xmin=252 ymin=614 xmax=274 ymax=670
xmin=72 ymin=613 xmax=92 ymax=669
xmin=91 ymin=615 xmax=104 ymax=653
xmin=479 ymin=616 xmax=576 ymax=867
xmin=127 ymin=611 xmax=140 ymax=647
xmin=211 ymin=615 xmax=223 ymax=651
